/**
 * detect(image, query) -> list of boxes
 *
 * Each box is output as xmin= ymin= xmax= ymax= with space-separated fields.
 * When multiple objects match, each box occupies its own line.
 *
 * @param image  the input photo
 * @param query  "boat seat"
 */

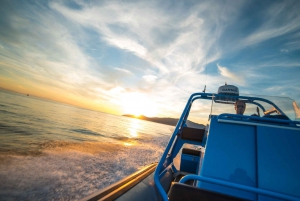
xmin=180 ymin=148 xmax=201 ymax=173
xmin=182 ymin=148 xmax=201 ymax=156
xmin=168 ymin=182 xmax=249 ymax=201
xmin=171 ymin=127 xmax=204 ymax=159
xmin=181 ymin=127 xmax=205 ymax=142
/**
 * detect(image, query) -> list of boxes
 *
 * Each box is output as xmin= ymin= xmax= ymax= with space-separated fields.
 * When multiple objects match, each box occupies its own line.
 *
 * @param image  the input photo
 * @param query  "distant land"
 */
xmin=0 ymin=87 xmax=95 ymax=113
xmin=0 ymin=87 xmax=27 ymax=95
xmin=123 ymin=114 xmax=205 ymax=128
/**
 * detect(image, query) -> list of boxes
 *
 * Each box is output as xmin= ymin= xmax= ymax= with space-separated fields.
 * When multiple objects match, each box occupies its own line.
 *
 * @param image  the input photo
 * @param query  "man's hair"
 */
xmin=235 ymin=100 xmax=246 ymax=107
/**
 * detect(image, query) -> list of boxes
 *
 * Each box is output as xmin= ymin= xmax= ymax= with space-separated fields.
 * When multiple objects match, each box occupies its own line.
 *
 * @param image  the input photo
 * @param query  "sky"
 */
xmin=0 ymin=0 xmax=300 ymax=119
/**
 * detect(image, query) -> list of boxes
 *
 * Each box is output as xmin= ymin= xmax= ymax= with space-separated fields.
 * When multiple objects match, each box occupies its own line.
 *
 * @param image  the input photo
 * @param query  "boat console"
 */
xmin=154 ymin=85 xmax=300 ymax=201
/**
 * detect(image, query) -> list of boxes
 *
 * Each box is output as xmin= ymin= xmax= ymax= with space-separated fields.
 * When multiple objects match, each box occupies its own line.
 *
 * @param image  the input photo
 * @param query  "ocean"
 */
xmin=0 ymin=90 xmax=173 ymax=201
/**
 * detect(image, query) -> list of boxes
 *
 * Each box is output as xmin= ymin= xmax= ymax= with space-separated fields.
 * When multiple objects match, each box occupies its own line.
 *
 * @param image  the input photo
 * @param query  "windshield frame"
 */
xmin=192 ymin=93 xmax=284 ymax=112
xmin=181 ymin=92 xmax=298 ymax=127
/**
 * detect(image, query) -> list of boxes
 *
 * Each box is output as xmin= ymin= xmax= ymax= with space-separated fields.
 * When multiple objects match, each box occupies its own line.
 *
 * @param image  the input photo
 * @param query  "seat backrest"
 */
xmin=198 ymin=117 xmax=257 ymax=200
xmin=198 ymin=116 xmax=300 ymax=200
xmin=256 ymin=125 xmax=300 ymax=200
xmin=181 ymin=127 xmax=205 ymax=142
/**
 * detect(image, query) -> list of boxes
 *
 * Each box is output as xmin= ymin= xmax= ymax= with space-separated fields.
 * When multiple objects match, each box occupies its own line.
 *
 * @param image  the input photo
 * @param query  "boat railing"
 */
xmin=154 ymin=92 xmax=204 ymax=201
xmin=190 ymin=93 xmax=287 ymax=116
xmin=153 ymin=92 xmax=297 ymax=201
xmin=218 ymin=113 xmax=300 ymax=127
xmin=179 ymin=175 xmax=300 ymax=201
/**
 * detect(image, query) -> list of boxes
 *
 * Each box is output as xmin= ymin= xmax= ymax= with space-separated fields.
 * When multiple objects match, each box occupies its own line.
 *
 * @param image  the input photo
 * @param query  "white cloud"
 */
xmin=114 ymin=68 xmax=134 ymax=75
xmin=265 ymin=86 xmax=285 ymax=92
xmin=217 ymin=63 xmax=245 ymax=85
xmin=49 ymin=1 xmax=238 ymax=76
xmin=227 ymin=1 xmax=300 ymax=53
xmin=142 ymin=75 xmax=157 ymax=83
xmin=0 ymin=2 xmax=115 ymax=102
xmin=106 ymin=37 xmax=147 ymax=58
xmin=280 ymin=49 xmax=289 ymax=53
xmin=2 ymin=1 xmax=300 ymax=116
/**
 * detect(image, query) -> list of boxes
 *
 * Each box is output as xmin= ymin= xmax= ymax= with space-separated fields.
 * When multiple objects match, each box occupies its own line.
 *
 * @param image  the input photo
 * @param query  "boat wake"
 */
xmin=0 ymin=135 xmax=169 ymax=201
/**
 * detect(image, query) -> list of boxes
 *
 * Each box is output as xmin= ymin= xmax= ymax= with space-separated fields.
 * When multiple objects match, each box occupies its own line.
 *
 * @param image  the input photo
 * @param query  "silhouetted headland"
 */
xmin=123 ymin=114 xmax=205 ymax=128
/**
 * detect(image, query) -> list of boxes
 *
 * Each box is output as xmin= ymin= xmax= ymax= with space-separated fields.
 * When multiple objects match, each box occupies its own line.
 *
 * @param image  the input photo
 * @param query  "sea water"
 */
xmin=0 ymin=90 xmax=173 ymax=201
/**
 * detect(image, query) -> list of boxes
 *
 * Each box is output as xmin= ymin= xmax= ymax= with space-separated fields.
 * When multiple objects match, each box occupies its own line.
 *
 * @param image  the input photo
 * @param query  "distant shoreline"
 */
xmin=122 ymin=114 xmax=205 ymax=128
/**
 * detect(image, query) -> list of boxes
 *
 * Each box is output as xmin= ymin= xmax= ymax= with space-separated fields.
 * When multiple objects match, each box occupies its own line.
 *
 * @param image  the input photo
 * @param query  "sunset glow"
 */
xmin=0 ymin=1 xmax=299 ymax=118
xmin=121 ymin=92 xmax=158 ymax=117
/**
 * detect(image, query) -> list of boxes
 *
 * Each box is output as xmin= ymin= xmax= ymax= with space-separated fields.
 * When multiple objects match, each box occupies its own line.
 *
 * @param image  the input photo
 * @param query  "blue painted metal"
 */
xmin=218 ymin=113 xmax=300 ymax=125
xmin=256 ymin=126 xmax=300 ymax=198
xmin=170 ymin=139 xmax=202 ymax=161
xmin=199 ymin=116 xmax=257 ymax=200
xmin=179 ymin=175 xmax=300 ymax=201
xmin=153 ymin=93 xmax=196 ymax=201
xmin=153 ymin=92 xmax=300 ymax=201
xmin=180 ymin=154 xmax=200 ymax=174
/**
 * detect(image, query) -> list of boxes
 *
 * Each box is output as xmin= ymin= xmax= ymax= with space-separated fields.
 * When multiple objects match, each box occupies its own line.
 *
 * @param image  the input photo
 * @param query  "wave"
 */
xmin=0 ymin=140 xmax=125 ymax=157
xmin=39 ymin=140 xmax=121 ymax=154
xmin=0 ymin=137 xmax=167 ymax=201
xmin=0 ymin=90 xmax=172 ymax=200
xmin=0 ymin=109 xmax=16 ymax=115
xmin=9 ymin=103 xmax=27 ymax=108
xmin=0 ymin=123 xmax=32 ymax=135
xmin=70 ymin=128 xmax=105 ymax=137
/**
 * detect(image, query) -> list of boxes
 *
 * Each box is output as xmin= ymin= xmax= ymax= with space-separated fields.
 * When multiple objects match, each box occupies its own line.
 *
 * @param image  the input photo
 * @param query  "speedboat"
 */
xmin=81 ymin=84 xmax=300 ymax=201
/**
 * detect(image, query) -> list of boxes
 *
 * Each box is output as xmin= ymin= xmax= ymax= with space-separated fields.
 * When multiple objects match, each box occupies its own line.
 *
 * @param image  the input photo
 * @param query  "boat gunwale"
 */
xmin=80 ymin=163 xmax=157 ymax=201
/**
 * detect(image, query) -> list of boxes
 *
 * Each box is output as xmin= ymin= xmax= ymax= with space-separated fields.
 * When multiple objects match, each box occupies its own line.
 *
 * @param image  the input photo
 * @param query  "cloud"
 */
xmin=1 ymin=0 xmax=300 ymax=117
xmin=142 ymin=75 xmax=157 ymax=83
xmin=49 ymin=0 xmax=239 ymax=76
xmin=217 ymin=63 xmax=245 ymax=85
xmin=0 ymin=1 xmax=120 ymax=101
xmin=283 ymin=41 xmax=300 ymax=52
xmin=114 ymin=68 xmax=134 ymax=75
xmin=106 ymin=37 xmax=148 ymax=58
xmin=217 ymin=1 xmax=300 ymax=57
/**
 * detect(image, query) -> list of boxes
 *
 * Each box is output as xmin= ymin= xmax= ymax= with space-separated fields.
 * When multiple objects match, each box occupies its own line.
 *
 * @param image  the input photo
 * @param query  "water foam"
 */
xmin=0 ymin=135 xmax=169 ymax=200
xmin=0 ymin=91 xmax=174 ymax=200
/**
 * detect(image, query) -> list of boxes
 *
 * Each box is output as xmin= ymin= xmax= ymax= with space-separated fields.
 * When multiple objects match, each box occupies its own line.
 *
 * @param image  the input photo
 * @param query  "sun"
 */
xmin=121 ymin=92 xmax=158 ymax=117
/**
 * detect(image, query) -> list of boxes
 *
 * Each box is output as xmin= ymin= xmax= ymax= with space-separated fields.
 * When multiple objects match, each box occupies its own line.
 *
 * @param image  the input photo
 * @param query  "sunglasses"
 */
xmin=236 ymin=105 xmax=245 ymax=109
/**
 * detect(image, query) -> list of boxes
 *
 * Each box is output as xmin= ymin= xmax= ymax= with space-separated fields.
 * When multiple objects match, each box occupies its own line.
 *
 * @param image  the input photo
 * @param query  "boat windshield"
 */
xmin=187 ymin=93 xmax=298 ymax=126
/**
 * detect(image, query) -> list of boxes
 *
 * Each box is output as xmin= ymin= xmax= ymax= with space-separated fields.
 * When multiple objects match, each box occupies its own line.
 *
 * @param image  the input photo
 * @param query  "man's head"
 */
xmin=235 ymin=100 xmax=246 ymax=115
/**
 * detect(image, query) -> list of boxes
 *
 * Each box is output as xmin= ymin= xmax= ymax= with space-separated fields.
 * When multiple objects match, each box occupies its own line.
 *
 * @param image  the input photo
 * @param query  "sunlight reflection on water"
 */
xmin=128 ymin=119 xmax=141 ymax=138
xmin=0 ymin=90 xmax=174 ymax=201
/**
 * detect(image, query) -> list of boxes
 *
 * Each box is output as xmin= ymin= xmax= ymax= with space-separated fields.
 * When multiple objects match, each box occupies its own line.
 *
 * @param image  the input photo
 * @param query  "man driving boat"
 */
xmin=235 ymin=100 xmax=246 ymax=115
